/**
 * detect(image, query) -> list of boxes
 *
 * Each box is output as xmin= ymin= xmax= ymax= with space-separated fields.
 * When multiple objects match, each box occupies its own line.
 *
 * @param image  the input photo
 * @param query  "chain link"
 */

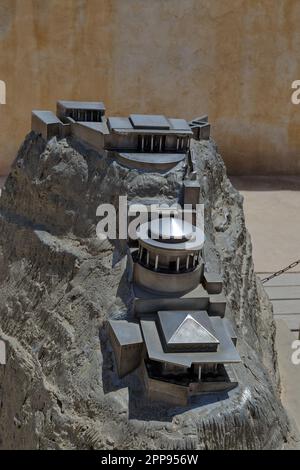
xmin=261 ymin=259 xmax=300 ymax=284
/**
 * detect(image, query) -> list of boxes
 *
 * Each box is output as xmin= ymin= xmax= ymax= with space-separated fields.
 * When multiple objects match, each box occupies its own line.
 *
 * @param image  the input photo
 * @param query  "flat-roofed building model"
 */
xmin=31 ymin=100 xmax=210 ymax=171
xmin=56 ymin=100 xmax=106 ymax=122
xmin=108 ymin=213 xmax=241 ymax=406
xmin=105 ymin=114 xmax=193 ymax=169
xmin=31 ymin=100 xmax=239 ymax=407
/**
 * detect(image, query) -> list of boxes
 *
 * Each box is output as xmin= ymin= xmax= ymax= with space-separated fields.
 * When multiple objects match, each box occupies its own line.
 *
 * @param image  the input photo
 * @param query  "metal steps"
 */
xmin=259 ymin=273 xmax=300 ymax=333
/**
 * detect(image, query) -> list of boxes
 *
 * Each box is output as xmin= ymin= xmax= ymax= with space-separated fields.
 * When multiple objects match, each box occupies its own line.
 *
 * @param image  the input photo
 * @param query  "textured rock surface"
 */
xmin=0 ymin=133 xmax=297 ymax=449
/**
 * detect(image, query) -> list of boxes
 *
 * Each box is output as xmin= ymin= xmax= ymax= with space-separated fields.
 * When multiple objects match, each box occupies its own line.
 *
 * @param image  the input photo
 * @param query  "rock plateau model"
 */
xmin=0 ymin=126 xmax=296 ymax=449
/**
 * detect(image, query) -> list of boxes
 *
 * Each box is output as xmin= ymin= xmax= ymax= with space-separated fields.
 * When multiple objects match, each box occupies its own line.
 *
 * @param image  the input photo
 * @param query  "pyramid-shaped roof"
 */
xmin=169 ymin=314 xmax=219 ymax=345
xmin=158 ymin=310 xmax=220 ymax=352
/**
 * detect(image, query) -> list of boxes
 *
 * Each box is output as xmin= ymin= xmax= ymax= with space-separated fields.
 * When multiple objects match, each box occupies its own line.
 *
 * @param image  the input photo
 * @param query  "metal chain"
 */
xmin=261 ymin=259 xmax=300 ymax=284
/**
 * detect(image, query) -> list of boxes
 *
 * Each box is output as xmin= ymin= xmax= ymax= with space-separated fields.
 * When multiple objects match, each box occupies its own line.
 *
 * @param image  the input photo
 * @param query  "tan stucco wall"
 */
xmin=0 ymin=0 xmax=300 ymax=175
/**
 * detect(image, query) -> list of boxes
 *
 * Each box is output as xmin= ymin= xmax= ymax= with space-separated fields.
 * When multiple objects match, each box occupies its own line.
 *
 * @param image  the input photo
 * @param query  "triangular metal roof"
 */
xmin=169 ymin=314 xmax=219 ymax=345
xmin=157 ymin=310 xmax=220 ymax=352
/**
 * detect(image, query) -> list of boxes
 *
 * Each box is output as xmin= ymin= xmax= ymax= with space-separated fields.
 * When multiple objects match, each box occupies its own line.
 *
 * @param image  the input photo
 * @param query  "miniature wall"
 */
xmin=0 ymin=0 xmax=300 ymax=175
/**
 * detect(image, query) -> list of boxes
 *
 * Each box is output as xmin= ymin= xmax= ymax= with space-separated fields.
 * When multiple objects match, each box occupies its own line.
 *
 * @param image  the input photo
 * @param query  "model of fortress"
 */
xmin=32 ymin=100 xmax=240 ymax=406
xmin=108 ymin=212 xmax=241 ymax=406
xmin=32 ymin=101 xmax=210 ymax=170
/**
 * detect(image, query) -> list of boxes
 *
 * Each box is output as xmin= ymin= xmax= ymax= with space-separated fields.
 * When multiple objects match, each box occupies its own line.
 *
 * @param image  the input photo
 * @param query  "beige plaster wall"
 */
xmin=0 ymin=0 xmax=300 ymax=175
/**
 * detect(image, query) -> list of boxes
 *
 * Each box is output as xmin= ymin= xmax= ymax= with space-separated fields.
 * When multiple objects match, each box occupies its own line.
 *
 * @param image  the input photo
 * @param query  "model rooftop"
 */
xmin=158 ymin=311 xmax=220 ymax=352
xmin=32 ymin=110 xmax=61 ymax=125
xmin=31 ymin=99 xmax=211 ymax=174
xmin=130 ymin=114 xmax=170 ymax=129
xmin=108 ymin=114 xmax=193 ymax=135
xmin=140 ymin=315 xmax=241 ymax=367
xmin=57 ymin=100 xmax=106 ymax=111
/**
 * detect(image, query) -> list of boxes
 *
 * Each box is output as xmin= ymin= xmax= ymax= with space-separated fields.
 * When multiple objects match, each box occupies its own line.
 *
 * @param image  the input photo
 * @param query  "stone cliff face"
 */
xmin=0 ymin=132 xmax=295 ymax=449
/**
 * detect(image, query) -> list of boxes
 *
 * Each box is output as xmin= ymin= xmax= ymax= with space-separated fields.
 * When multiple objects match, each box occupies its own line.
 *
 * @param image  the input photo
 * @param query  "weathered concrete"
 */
xmin=265 ymin=285 xmax=300 ymax=300
xmin=1 ymin=1 xmax=300 ymax=175
xmin=0 ymin=133 xmax=298 ymax=449
xmin=231 ymin=176 xmax=300 ymax=273
xmin=275 ymin=320 xmax=300 ymax=441
xmin=260 ymin=273 xmax=300 ymax=333
xmin=226 ymin=178 xmax=300 ymax=444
